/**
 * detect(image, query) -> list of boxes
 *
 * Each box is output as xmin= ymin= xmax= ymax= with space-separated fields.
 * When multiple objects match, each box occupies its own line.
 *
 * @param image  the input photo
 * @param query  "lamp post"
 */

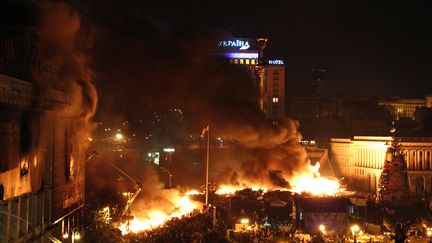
xmin=160 ymin=167 xmax=172 ymax=188
xmin=319 ymin=224 xmax=326 ymax=235
xmin=351 ymin=224 xmax=360 ymax=243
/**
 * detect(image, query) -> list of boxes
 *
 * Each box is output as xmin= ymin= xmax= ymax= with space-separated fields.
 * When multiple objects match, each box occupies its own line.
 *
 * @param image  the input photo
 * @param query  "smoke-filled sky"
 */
xmin=64 ymin=0 xmax=432 ymax=99
xmin=1 ymin=0 xmax=431 ymax=187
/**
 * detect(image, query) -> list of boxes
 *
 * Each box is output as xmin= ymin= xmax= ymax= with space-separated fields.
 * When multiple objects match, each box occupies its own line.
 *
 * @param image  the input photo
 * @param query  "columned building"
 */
xmin=330 ymin=136 xmax=432 ymax=197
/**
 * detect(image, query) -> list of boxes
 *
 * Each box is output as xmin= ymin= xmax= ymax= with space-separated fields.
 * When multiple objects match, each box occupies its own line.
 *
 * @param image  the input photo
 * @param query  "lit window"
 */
xmin=234 ymin=59 xmax=238 ymax=64
xmin=239 ymin=59 xmax=244 ymax=64
xmin=245 ymin=59 xmax=250 ymax=64
xmin=251 ymin=60 xmax=255 ymax=65
xmin=272 ymin=97 xmax=279 ymax=103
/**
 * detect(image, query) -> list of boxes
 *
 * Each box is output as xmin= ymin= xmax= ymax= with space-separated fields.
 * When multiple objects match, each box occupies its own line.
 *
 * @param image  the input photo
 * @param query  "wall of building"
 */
xmin=0 ymin=74 xmax=83 ymax=242
xmin=378 ymin=96 xmax=432 ymax=120
xmin=330 ymin=136 xmax=432 ymax=197
xmin=264 ymin=64 xmax=285 ymax=120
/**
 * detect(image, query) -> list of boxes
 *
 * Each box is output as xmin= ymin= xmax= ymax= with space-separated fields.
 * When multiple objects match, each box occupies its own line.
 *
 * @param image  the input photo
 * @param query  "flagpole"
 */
xmin=205 ymin=122 xmax=210 ymax=206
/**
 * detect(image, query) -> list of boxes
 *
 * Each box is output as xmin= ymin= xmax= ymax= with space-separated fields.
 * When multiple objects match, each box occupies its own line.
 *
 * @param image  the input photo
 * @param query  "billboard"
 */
xmin=211 ymin=38 xmax=259 ymax=60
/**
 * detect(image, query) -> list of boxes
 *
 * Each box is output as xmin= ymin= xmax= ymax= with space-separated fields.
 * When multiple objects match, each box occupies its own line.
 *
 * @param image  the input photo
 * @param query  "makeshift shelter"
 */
xmin=293 ymin=197 xmax=351 ymax=236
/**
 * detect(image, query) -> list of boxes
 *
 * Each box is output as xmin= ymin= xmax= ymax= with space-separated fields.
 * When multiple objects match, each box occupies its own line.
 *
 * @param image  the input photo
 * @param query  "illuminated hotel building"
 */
xmin=378 ymin=95 xmax=432 ymax=120
xmin=212 ymin=38 xmax=285 ymax=120
xmin=264 ymin=60 xmax=285 ymax=119
xmin=330 ymin=136 xmax=432 ymax=197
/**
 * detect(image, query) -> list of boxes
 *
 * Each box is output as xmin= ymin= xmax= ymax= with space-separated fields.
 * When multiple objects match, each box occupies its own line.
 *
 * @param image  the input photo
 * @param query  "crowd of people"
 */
xmin=126 ymin=208 xmax=227 ymax=242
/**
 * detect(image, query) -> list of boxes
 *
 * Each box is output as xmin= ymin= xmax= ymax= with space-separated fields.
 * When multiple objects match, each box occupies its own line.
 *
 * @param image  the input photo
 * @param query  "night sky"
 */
xmin=2 ymin=0 xmax=432 ymax=110
xmin=139 ymin=1 xmax=432 ymax=98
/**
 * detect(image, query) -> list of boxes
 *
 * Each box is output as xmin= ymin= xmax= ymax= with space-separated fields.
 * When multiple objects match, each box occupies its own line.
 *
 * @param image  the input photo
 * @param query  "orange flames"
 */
xmin=216 ymin=162 xmax=343 ymax=196
xmin=215 ymin=184 xmax=273 ymax=195
xmin=118 ymin=191 xmax=202 ymax=235
xmin=118 ymin=163 xmax=342 ymax=235
xmin=290 ymin=162 xmax=343 ymax=196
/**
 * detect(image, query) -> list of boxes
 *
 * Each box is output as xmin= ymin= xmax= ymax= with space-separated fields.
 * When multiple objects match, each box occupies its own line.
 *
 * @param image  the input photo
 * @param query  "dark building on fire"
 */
xmin=0 ymin=10 xmax=85 ymax=242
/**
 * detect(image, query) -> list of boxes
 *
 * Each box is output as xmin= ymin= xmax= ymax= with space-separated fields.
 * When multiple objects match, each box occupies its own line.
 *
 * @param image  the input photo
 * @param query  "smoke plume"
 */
xmin=43 ymin=0 xmax=311 ymax=189
xmin=36 ymin=0 xmax=97 ymax=151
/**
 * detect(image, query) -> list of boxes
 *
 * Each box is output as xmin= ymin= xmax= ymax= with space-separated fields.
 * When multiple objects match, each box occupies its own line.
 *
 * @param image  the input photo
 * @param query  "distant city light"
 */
xmin=116 ymin=133 xmax=123 ymax=140
xmin=163 ymin=148 xmax=175 ymax=152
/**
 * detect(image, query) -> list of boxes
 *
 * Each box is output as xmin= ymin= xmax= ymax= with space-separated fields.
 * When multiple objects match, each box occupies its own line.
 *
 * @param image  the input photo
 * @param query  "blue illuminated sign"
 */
xmin=218 ymin=40 xmax=251 ymax=50
xmin=222 ymin=52 xmax=259 ymax=59
xmin=268 ymin=60 xmax=284 ymax=65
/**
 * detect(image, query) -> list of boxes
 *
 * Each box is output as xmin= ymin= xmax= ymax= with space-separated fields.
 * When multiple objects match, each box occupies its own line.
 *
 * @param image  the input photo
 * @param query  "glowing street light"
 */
xmin=319 ymin=224 xmax=326 ymax=234
xmin=351 ymin=224 xmax=360 ymax=243
xmin=116 ymin=133 xmax=123 ymax=140
xmin=427 ymin=228 xmax=432 ymax=242
xmin=73 ymin=231 xmax=81 ymax=240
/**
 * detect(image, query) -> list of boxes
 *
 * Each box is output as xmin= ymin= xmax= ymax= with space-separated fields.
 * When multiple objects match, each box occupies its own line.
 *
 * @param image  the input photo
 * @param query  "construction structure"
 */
xmin=376 ymin=130 xmax=410 ymax=206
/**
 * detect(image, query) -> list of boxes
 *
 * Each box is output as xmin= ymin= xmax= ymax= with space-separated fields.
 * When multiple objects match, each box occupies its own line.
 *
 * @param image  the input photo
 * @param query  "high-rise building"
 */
xmin=211 ymin=37 xmax=285 ymax=120
xmin=264 ymin=59 xmax=285 ymax=120
xmin=311 ymin=68 xmax=328 ymax=96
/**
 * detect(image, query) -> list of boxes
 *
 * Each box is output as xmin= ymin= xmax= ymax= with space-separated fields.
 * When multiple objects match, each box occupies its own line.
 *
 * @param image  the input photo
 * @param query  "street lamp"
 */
xmin=160 ymin=166 xmax=172 ymax=188
xmin=319 ymin=224 xmax=326 ymax=235
xmin=427 ymin=228 xmax=432 ymax=242
xmin=351 ymin=224 xmax=360 ymax=243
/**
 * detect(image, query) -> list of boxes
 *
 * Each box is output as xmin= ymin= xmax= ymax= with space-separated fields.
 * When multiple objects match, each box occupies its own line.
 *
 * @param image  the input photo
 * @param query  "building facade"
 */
xmin=212 ymin=37 xmax=285 ymax=120
xmin=264 ymin=60 xmax=285 ymax=120
xmin=330 ymin=136 xmax=432 ymax=197
xmin=378 ymin=96 xmax=432 ymax=120
xmin=0 ymin=25 xmax=85 ymax=242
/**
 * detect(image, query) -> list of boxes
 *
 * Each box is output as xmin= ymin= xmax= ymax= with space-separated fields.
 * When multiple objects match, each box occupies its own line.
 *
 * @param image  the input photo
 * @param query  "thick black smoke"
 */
xmin=40 ymin=0 xmax=311 ymax=188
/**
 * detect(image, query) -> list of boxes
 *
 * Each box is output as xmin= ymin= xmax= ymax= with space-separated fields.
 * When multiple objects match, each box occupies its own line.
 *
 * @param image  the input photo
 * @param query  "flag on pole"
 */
xmin=201 ymin=124 xmax=209 ymax=137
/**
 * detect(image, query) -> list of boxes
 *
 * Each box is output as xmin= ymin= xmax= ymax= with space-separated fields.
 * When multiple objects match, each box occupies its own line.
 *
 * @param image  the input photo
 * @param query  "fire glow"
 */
xmin=118 ymin=192 xmax=202 ymax=235
xmin=216 ymin=184 xmax=273 ymax=195
xmin=216 ymin=162 xmax=343 ymax=196
xmin=290 ymin=162 xmax=343 ymax=196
